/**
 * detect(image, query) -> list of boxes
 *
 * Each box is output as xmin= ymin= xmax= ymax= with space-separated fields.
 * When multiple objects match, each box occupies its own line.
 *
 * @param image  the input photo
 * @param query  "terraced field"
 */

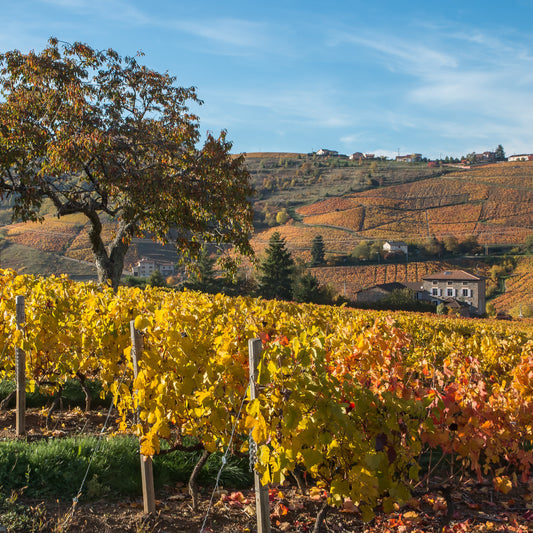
xmin=294 ymin=162 xmax=533 ymax=245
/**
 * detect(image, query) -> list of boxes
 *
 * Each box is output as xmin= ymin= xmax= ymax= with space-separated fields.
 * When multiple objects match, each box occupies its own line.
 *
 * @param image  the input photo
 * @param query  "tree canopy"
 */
xmin=0 ymin=39 xmax=253 ymax=289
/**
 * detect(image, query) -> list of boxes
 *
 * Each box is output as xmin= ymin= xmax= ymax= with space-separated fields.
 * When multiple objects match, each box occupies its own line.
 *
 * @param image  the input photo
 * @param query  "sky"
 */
xmin=2 ymin=0 xmax=533 ymax=160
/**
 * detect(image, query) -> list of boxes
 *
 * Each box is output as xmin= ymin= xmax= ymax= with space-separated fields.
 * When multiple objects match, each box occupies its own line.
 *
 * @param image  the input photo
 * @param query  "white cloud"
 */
xmin=41 ymin=0 xmax=271 ymax=51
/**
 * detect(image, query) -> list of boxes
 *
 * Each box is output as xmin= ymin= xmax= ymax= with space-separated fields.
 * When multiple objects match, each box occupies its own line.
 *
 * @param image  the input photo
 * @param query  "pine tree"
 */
xmin=495 ymin=144 xmax=506 ymax=161
xmin=293 ymin=271 xmax=323 ymax=303
xmin=258 ymin=232 xmax=295 ymax=300
xmin=310 ymin=234 xmax=325 ymax=266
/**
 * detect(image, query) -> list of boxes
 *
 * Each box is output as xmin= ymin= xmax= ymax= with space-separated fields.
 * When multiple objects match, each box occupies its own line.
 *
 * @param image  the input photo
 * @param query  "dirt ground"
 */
xmin=1 ymin=408 xmax=532 ymax=532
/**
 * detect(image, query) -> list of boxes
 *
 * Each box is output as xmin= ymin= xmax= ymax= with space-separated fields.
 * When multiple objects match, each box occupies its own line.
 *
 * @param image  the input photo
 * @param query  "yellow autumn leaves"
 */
xmin=0 ymin=269 xmax=532 ymax=515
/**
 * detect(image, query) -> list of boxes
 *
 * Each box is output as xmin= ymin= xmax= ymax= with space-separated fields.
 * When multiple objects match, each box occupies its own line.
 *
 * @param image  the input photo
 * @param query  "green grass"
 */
xmin=0 ymin=436 xmax=252 ymax=501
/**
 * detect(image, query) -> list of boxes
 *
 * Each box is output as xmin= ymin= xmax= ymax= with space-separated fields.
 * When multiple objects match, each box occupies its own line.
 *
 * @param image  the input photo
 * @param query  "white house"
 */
xmin=383 ymin=241 xmax=408 ymax=255
xmin=508 ymin=154 xmax=533 ymax=162
xmin=132 ymin=258 xmax=175 ymax=278
xmin=316 ymin=149 xmax=338 ymax=156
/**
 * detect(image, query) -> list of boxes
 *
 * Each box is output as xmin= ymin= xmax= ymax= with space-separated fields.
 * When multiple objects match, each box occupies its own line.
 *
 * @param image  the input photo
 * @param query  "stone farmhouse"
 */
xmin=356 ymin=269 xmax=486 ymax=316
xmin=421 ymin=270 xmax=486 ymax=315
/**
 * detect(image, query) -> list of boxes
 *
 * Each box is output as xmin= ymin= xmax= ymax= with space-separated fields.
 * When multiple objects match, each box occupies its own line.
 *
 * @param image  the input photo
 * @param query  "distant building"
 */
xmin=421 ymin=270 xmax=486 ymax=315
xmin=478 ymin=151 xmax=496 ymax=162
xmin=396 ymin=153 xmax=422 ymax=162
xmin=463 ymin=152 xmax=496 ymax=164
xmin=316 ymin=149 xmax=338 ymax=156
xmin=356 ymin=282 xmax=410 ymax=304
xmin=508 ymin=154 xmax=533 ymax=162
xmin=349 ymin=152 xmax=375 ymax=160
xmin=383 ymin=240 xmax=408 ymax=256
xmin=132 ymin=257 xmax=175 ymax=278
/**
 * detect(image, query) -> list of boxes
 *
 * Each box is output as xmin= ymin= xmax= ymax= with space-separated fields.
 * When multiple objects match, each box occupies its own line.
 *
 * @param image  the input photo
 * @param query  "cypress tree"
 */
xmin=310 ymin=234 xmax=325 ymax=266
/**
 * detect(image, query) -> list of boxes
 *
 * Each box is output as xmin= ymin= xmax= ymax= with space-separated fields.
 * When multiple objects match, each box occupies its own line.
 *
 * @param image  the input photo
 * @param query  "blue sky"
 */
xmin=3 ymin=0 xmax=533 ymax=159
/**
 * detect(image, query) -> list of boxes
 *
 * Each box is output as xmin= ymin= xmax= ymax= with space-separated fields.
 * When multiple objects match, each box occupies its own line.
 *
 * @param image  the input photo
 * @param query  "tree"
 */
xmin=458 ymin=235 xmax=482 ymax=255
xmin=369 ymin=241 xmax=383 ymax=261
xmin=148 ymin=270 xmax=167 ymax=288
xmin=292 ymin=271 xmax=324 ymax=304
xmin=0 ymin=39 xmax=253 ymax=289
xmin=257 ymin=232 xmax=294 ymax=301
xmin=424 ymin=236 xmax=444 ymax=258
xmin=182 ymin=247 xmax=220 ymax=294
xmin=310 ymin=234 xmax=325 ymax=266
xmin=495 ymin=144 xmax=506 ymax=161
xmin=276 ymin=209 xmax=290 ymax=225
xmin=522 ymin=234 xmax=533 ymax=254
xmin=351 ymin=241 xmax=370 ymax=262
xmin=443 ymin=235 xmax=459 ymax=254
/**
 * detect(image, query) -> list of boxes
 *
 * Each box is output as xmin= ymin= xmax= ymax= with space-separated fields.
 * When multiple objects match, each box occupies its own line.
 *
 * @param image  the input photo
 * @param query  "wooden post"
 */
xmin=248 ymin=338 xmax=271 ymax=533
xmin=15 ymin=295 xmax=26 ymax=436
xmin=130 ymin=321 xmax=156 ymax=514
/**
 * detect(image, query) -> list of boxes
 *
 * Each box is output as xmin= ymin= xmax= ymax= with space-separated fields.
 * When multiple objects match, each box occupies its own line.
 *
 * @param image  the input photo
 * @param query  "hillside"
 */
xmin=294 ymin=162 xmax=533 ymax=244
xmin=0 ymin=155 xmax=532 ymax=313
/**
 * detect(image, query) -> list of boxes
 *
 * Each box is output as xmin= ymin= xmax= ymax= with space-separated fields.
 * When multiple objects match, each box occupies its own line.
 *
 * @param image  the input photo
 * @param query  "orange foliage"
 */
xmin=294 ymin=162 xmax=533 ymax=244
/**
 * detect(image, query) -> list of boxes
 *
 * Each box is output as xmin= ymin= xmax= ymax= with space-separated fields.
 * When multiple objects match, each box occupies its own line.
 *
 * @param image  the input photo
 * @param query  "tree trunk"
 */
xmin=76 ymin=372 xmax=92 ymax=412
xmin=291 ymin=468 xmax=307 ymax=494
xmin=189 ymin=450 xmax=210 ymax=512
xmin=312 ymin=500 xmax=330 ymax=533
xmin=0 ymin=390 xmax=16 ymax=411
xmin=46 ymin=386 xmax=63 ymax=429
xmin=86 ymin=210 xmax=134 ymax=291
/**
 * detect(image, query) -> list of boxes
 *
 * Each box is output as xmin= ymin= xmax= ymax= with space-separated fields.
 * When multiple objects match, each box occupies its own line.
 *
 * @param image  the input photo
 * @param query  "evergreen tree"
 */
xmin=258 ymin=232 xmax=295 ymax=300
xmin=183 ymin=247 xmax=219 ymax=293
xmin=292 ymin=271 xmax=324 ymax=304
xmin=148 ymin=270 xmax=167 ymax=287
xmin=310 ymin=234 xmax=326 ymax=266
xmin=495 ymin=144 xmax=506 ymax=161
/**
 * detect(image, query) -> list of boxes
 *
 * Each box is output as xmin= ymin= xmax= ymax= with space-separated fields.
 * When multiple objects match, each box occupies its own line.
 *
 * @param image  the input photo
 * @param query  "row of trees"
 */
xmin=349 ymin=235 xmax=484 ymax=264
xmin=168 ymin=233 xmax=334 ymax=305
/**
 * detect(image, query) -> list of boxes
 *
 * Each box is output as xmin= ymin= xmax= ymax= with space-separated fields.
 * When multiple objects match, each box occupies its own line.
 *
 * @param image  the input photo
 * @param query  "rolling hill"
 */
xmin=1 ymin=154 xmax=532 ymax=314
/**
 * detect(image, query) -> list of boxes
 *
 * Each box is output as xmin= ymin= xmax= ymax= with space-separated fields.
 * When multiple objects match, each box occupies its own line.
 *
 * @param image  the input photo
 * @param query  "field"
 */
xmin=0 ymin=272 xmax=532 ymax=531
xmin=491 ymin=256 xmax=533 ymax=315
xmin=293 ymin=162 xmax=533 ymax=245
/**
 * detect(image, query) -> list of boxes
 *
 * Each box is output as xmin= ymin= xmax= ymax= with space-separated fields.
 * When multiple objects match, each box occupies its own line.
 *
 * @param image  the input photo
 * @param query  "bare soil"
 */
xmin=1 ymin=408 xmax=532 ymax=532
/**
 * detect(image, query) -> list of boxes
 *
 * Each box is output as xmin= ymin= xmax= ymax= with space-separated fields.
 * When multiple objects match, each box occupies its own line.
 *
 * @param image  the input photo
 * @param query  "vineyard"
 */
xmin=1 ymin=270 xmax=532 ymax=531
xmin=295 ymin=162 xmax=533 ymax=244
xmin=491 ymin=257 xmax=533 ymax=315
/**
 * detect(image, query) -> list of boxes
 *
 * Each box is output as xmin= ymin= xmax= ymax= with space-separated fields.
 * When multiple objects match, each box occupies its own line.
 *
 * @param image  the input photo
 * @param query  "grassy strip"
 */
xmin=0 ymin=435 xmax=252 ymax=501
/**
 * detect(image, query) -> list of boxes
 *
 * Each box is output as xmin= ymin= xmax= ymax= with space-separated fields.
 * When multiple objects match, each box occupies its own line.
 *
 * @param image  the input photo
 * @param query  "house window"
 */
xmin=432 ymin=288 xmax=439 ymax=296
xmin=447 ymin=281 xmax=453 ymax=285
xmin=462 ymin=288 xmax=469 ymax=297
xmin=447 ymin=288 xmax=454 ymax=296
xmin=432 ymin=281 xmax=438 ymax=285
xmin=462 ymin=282 xmax=468 ymax=285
